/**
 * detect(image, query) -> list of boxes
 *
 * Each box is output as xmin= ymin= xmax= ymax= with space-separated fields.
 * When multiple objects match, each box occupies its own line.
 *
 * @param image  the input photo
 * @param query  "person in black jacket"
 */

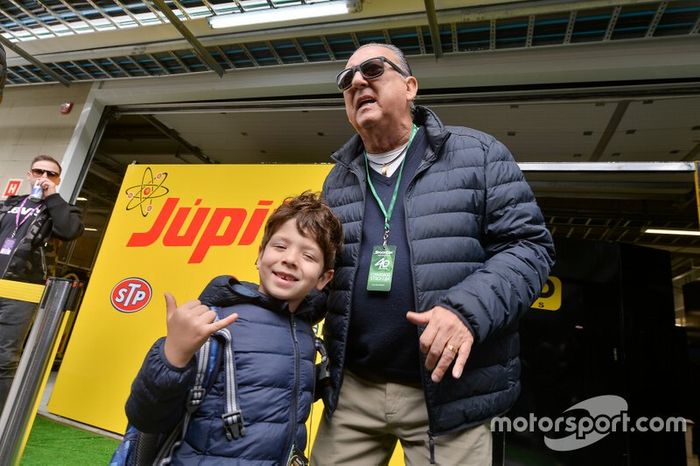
xmin=311 ymin=43 xmax=555 ymax=465
xmin=0 ymin=154 xmax=83 ymax=411
xmin=125 ymin=192 xmax=342 ymax=464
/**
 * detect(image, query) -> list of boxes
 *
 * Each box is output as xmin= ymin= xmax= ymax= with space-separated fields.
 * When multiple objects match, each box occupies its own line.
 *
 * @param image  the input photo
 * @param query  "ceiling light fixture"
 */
xmin=643 ymin=228 xmax=700 ymax=237
xmin=208 ymin=0 xmax=361 ymax=29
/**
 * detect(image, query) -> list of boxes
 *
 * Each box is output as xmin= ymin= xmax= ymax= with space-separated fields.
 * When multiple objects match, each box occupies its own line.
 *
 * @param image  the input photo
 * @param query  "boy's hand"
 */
xmin=163 ymin=292 xmax=238 ymax=367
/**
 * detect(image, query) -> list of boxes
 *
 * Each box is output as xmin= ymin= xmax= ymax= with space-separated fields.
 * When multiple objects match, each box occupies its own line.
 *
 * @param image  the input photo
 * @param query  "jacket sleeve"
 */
xmin=125 ymin=337 xmax=196 ymax=433
xmin=437 ymin=138 xmax=555 ymax=343
xmin=43 ymin=193 xmax=84 ymax=240
xmin=298 ymin=286 xmax=327 ymax=324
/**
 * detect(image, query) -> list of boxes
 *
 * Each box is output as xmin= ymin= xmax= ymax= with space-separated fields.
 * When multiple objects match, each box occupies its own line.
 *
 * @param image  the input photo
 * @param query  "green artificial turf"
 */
xmin=17 ymin=415 xmax=559 ymax=465
xmin=20 ymin=415 xmax=120 ymax=465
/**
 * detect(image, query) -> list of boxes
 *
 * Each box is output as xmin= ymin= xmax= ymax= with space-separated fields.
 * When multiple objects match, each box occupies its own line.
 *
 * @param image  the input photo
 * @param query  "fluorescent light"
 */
xmin=84 ymin=227 xmax=98 ymax=232
xmin=208 ymin=0 xmax=360 ymax=29
xmin=643 ymin=228 xmax=700 ymax=237
xmin=76 ymin=197 xmax=88 ymax=201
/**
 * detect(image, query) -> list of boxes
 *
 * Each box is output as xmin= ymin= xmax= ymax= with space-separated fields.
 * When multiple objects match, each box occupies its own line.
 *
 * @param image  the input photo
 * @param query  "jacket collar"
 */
xmin=198 ymin=275 xmax=322 ymax=320
xmin=330 ymin=105 xmax=450 ymax=168
xmin=1 ymin=195 xmax=29 ymax=207
xmin=414 ymin=105 xmax=449 ymax=159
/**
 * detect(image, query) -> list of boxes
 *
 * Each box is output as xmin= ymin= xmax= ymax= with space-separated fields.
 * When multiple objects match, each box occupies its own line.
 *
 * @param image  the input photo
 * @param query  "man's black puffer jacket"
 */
xmin=321 ymin=106 xmax=555 ymax=435
xmin=0 ymin=194 xmax=83 ymax=282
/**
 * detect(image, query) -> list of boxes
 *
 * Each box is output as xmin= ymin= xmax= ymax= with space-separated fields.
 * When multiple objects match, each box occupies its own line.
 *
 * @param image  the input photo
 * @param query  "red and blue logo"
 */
xmin=111 ymin=277 xmax=152 ymax=313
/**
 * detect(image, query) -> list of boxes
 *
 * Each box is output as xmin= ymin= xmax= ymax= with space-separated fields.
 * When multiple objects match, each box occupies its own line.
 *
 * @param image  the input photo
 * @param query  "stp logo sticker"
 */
xmin=111 ymin=277 xmax=152 ymax=313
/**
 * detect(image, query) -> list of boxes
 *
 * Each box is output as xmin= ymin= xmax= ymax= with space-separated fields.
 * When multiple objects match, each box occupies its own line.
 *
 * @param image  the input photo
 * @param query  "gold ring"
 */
xmin=447 ymin=344 xmax=457 ymax=354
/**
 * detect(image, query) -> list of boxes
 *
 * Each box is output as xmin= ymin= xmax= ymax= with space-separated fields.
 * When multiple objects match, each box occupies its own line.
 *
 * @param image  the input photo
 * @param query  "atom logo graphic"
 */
xmin=125 ymin=167 xmax=170 ymax=217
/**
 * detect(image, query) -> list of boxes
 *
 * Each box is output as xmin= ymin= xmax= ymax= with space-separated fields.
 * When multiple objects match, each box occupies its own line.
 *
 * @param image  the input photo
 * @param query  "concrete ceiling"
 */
xmin=106 ymin=96 xmax=699 ymax=165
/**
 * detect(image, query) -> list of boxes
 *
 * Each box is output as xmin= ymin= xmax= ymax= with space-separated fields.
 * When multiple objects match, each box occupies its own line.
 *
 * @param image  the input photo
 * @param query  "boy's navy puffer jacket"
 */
xmin=125 ymin=276 xmax=319 ymax=465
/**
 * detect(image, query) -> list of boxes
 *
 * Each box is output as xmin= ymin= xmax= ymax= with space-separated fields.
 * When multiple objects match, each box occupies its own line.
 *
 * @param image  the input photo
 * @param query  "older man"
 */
xmin=313 ymin=43 xmax=555 ymax=465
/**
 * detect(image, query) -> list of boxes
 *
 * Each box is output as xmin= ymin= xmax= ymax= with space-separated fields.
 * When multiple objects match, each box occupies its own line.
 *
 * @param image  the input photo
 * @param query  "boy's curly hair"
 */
xmin=259 ymin=191 xmax=343 ymax=272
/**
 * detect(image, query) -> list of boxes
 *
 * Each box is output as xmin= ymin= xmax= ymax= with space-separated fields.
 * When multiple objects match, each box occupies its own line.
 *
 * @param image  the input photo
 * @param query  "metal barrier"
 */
xmin=0 ymin=278 xmax=81 ymax=466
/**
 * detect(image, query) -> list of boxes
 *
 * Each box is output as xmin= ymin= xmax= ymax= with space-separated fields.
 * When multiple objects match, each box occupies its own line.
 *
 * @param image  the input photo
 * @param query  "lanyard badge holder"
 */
xmin=365 ymin=125 xmax=417 ymax=292
xmin=1 ymin=197 xmax=35 ymax=256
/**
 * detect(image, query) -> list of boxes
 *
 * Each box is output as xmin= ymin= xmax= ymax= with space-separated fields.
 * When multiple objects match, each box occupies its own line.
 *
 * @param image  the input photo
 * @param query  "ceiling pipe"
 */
xmin=0 ymin=35 xmax=70 ymax=86
xmin=423 ymin=0 xmax=442 ymax=59
xmin=141 ymin=115 xmax=217 ymax=164
xmin=149 ymin=0 xmax=225 ymax=77
xmin=589 ymin=100 xmax=631 ymax=162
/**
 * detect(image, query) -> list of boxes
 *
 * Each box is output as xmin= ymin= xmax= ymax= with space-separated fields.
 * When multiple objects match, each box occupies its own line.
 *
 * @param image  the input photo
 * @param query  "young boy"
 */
xmin=124 ymin=192 xmax=343 ymax=465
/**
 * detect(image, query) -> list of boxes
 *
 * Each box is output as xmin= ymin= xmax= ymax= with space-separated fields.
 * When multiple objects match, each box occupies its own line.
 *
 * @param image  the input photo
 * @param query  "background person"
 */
xmin=312 ymin=43 xmax=555 ymax=465
xmin=0 ymin=155 xmax=84 ymax=411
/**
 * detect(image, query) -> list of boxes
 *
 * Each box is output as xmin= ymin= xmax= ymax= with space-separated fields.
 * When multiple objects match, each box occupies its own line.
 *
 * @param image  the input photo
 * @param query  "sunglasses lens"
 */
xmin=360 ymin=59 xmax=385 ymax=79
xmin=337 ymin=58 xmax=389 ymax=91
xmin=337 ymin=70 xmax=353 ymax=91
xmin=32 ymin=169 xmax=57 ymax=177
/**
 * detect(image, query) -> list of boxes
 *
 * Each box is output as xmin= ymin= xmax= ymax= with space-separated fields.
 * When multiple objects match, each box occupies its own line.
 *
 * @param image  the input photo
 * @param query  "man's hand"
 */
xmin=163 ymin=293 xmax=238 ymax=367
xmin=38 ymin=177 xmax=57 ymax=197
xmin=406 ymin=306 xmax=474 ymax=383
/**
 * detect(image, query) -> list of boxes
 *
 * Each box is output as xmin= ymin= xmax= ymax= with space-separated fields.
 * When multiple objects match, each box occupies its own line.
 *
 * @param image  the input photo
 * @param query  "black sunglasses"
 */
xmin=31 ymin=168 xmax=60 ymax=178
xmin=336 ymin=56 xmax=409 ymax=91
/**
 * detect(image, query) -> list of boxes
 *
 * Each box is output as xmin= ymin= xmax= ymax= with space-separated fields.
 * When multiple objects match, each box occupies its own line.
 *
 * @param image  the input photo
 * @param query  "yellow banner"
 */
xmin=48 ymin=165 xmax=334 ymax=428
xmin=0 ymin=279 xmax=44 ymax=303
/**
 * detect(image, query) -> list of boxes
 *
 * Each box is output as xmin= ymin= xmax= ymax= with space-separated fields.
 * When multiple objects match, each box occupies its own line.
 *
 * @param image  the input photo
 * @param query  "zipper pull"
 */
xmin=428 ymin=431 xmax=436 ymax=464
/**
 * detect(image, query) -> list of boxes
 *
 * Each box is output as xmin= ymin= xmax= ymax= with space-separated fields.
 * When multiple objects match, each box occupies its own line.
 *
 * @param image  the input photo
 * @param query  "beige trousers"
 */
xmin=311 ymin=370 xmax=492 ymax=466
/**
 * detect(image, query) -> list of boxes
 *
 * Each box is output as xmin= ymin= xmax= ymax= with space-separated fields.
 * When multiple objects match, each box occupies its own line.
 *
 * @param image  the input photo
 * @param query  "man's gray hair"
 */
xmin=354 ymin=43 xmax=416 ymax=113
xmin=355 ymin=43 xmax=412 ymax=77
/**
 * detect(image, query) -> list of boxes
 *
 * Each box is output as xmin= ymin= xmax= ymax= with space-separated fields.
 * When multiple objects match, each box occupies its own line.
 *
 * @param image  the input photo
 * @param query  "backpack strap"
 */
xmin=214 ymin=326 xmax=245 ymax=440
xmin=186 ymin=338 xmax=213 ymax=410
xmin=156 ymin=334 xmax=225 ymax=465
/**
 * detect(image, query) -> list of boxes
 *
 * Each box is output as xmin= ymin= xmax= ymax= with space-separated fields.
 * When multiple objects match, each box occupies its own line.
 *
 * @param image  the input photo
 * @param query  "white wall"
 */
xmin=0 ymin=82 xmax=91 ymax=197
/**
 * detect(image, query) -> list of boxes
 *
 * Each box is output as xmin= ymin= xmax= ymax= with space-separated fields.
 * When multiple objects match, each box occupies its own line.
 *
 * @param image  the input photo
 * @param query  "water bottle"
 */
xmin=29 ymin=181 xmax=43 ymax=202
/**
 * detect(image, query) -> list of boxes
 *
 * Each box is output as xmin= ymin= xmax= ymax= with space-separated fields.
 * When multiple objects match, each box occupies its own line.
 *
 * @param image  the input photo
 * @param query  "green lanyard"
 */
xmin=364 ymin=124 xmax=418 ymax=246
